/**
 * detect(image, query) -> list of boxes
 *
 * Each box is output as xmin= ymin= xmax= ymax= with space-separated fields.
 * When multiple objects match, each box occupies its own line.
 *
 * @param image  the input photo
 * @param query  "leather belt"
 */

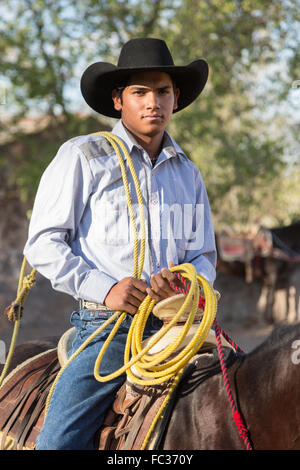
xmin=79 ymin=299 xmax=111 ymax=311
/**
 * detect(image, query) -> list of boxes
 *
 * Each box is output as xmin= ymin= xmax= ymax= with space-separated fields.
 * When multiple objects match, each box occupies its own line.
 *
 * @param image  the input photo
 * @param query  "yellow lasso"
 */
xmin=94 ymin=263 xmax=217 ymax=385
xmin=0 ymin=258 xmax=36 ymax=388
xmin=40 ymin=132 xmax=217 ymax=416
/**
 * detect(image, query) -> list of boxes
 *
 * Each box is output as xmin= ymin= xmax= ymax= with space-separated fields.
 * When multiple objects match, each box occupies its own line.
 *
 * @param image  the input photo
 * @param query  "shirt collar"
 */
xmin=111 ymin=119 xmax=185 ymax=161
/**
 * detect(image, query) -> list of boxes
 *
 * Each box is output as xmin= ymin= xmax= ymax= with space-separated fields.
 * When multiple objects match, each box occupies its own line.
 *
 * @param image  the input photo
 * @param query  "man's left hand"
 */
xmin=146 ymin=261 xmax=183 ymax=302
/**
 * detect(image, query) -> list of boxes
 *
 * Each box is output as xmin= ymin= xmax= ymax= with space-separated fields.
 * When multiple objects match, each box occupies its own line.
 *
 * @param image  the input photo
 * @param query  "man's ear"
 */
xmin=112 ymin=89 xmax=122 ymax=111
xmin=173 ymin=88 xmax=180 ymax=111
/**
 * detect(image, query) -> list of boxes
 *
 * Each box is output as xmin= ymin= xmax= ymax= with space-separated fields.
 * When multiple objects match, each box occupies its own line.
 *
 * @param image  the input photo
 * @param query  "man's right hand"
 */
xmin=104 ymin=277 xmax=148 ymax=315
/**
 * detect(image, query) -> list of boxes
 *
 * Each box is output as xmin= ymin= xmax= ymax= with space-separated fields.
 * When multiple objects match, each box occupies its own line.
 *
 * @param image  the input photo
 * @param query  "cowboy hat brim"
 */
xmin=80 ymin=59 xmax=208 ymax=118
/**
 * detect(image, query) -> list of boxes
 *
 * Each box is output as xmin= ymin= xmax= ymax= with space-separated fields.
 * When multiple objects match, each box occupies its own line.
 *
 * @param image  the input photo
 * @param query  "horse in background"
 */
xmin=216 ymin=221 xmax=300 ymax=324
xmin=255 ymin=222 xmax=300 ymax=324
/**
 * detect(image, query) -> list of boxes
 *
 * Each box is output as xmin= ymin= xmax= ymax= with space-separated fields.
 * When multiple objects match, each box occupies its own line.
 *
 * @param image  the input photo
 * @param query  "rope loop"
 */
xmin=94 ymin=263 xmax=217 ymax=386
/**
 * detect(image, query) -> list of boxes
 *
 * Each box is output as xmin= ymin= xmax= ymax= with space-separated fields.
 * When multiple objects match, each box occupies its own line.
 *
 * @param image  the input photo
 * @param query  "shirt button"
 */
xmin=156 ymin=262 xmax=160 ymax=269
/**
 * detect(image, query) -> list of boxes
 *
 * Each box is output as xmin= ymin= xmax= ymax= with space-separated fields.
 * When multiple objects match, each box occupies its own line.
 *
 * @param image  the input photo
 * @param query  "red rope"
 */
xmin=214 ymin=320 xmax=253 ymax=450
xmin=170 ymin=272 xmax=253 ymax=450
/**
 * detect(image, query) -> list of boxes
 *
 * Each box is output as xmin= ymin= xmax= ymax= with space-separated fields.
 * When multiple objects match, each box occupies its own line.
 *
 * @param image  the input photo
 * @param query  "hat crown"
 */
xmin=117 ymin=38 xmax=174 ymax=68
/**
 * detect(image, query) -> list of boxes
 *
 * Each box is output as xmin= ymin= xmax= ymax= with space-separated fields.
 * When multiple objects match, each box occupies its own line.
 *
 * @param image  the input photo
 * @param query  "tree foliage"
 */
xmin=0 ymin=0 xmax=299 ymax=228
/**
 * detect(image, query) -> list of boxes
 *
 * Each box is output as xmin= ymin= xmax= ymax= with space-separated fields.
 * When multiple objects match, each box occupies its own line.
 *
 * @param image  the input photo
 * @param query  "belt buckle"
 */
xmin=80 ymin=299 xmax=109 ymax=311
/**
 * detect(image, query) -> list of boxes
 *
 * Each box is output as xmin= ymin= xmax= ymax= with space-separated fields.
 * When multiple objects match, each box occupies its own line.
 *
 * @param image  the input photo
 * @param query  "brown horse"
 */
xmin=163 ymin=322 xmax=300 ymax=450
xmin=1 ymin=322 xmax=300 ymax=450
xmin=257 ymin=223 xmax=300 ymax=324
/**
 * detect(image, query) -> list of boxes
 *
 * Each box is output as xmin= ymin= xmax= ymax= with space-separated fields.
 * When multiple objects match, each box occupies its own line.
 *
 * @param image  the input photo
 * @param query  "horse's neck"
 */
xmin=237 ymin=325 xmax=300 ymax=449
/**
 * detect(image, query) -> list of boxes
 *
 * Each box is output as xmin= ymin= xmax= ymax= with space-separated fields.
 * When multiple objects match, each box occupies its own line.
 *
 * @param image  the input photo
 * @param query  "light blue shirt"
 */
xmin=24 ymin=120 xmax=216 ymax=304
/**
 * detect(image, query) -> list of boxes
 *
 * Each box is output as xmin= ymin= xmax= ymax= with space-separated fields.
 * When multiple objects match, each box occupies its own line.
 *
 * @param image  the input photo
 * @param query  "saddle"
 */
xmin=0 ymin=349 xmax=59 ymax=450
xmin=0 ymin=294 xmax=231 ymax=450
xmin=96 ymin=345 xmax=237 ymax=450
xmin=0 ymin=340 xmax=186 ymax=450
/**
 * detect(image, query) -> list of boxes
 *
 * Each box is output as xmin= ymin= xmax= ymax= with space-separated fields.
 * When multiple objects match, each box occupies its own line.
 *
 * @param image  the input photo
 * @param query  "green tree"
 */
xmin=0 ymin=0 xmax=299 ymax=228
xmin=165 ymin=0 xmax=300 ymax=227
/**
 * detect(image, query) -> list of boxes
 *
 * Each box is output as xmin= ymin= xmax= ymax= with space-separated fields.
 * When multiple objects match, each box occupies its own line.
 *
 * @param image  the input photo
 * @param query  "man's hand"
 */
xmin=104 ymin=277 xmax=148 ymax=315
xmin=146 ymin=262 xmax=184 ymax=303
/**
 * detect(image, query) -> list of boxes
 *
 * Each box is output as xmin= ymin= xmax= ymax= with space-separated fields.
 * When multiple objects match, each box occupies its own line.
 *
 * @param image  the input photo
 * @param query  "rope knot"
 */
xmin=4 ymin=302 xmax=23 ymax=322
xmin=233 ymin=411 xmax=247 ymax=435
xmin=22 ymin=274 xmax=36 ymax=290
xmin=3 ymin=268 xmax=36 ymax=323
xmin=232 ymin=410 xmax=253 ymax=450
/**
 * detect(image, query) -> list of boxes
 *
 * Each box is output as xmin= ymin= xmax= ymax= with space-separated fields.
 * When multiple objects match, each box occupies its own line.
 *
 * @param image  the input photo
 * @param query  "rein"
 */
xmin=214 ymin=321 xmax=253 ymax=450
xmin=170 ymin=272 xmax=253 ymax=450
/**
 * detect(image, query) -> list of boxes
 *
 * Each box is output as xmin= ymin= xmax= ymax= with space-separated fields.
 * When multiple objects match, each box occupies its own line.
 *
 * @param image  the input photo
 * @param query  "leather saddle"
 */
xmin=0 ymin=293 xmax=231 ymax=450
xmin=0 ymin=348 xmax=59 ymax=450
xmin=0 ymin=331 xmax=181 ymax=450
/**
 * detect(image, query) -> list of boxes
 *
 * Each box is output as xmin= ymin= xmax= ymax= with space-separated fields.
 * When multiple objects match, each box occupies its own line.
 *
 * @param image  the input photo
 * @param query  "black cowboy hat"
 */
xmin=80 ymin=38 xmax=208 ymax=118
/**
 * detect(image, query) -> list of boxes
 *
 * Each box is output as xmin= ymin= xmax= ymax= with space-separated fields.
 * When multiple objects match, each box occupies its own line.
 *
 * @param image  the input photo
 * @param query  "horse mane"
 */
xmin=246 ymin=322 xmax=300 ymax=359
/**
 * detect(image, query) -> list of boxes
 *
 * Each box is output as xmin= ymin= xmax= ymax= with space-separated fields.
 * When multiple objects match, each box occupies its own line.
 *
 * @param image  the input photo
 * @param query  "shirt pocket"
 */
xmin=94 ymin=180 xmax=140 ymax=246
xmin=173 ymin=174 xmax=200 ymax=250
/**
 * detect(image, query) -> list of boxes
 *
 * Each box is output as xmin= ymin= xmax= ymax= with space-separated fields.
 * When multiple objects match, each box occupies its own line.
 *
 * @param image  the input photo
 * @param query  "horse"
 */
xmin=255 ymin=222 xmax=300 ymax=324
xmin=1 ymin=322 xmax=300 ymax=450
xmin=163 ymin=321 xmax=300 ymax=449
xmin=216 ymin=222 xmax=300 ymax=324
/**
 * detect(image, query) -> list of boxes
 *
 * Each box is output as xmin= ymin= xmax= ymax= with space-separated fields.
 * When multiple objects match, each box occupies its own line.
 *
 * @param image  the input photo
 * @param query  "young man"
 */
xmin=24 ymin=38 xmax=216 ymax=449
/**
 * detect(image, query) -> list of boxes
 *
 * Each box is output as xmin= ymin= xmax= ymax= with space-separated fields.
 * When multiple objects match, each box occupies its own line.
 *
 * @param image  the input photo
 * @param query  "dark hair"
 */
xmin=114 ymin=74 xmax=177 ymax=104
xmin=115 ymin=86 xmax=125 ymax=104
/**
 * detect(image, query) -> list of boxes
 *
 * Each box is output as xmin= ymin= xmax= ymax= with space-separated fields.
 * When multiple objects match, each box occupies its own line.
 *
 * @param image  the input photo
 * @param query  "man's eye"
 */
xmin=133 ymin=90 xmax=145 ymax=95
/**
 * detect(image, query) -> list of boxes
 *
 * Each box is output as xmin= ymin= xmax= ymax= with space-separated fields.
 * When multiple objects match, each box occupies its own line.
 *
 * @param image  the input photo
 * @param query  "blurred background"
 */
xmin=0 ymin=0 xmax=299 ymax=353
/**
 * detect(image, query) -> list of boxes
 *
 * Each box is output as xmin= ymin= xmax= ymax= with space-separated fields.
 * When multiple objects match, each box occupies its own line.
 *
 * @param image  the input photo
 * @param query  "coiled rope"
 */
xmin=44 ymin=132 xmax=218 ymax=415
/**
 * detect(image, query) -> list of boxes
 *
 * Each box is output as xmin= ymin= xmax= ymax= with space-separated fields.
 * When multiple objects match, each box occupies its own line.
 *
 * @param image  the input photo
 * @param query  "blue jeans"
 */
xmin=36 ymin=310 xmax=162 ymax=450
